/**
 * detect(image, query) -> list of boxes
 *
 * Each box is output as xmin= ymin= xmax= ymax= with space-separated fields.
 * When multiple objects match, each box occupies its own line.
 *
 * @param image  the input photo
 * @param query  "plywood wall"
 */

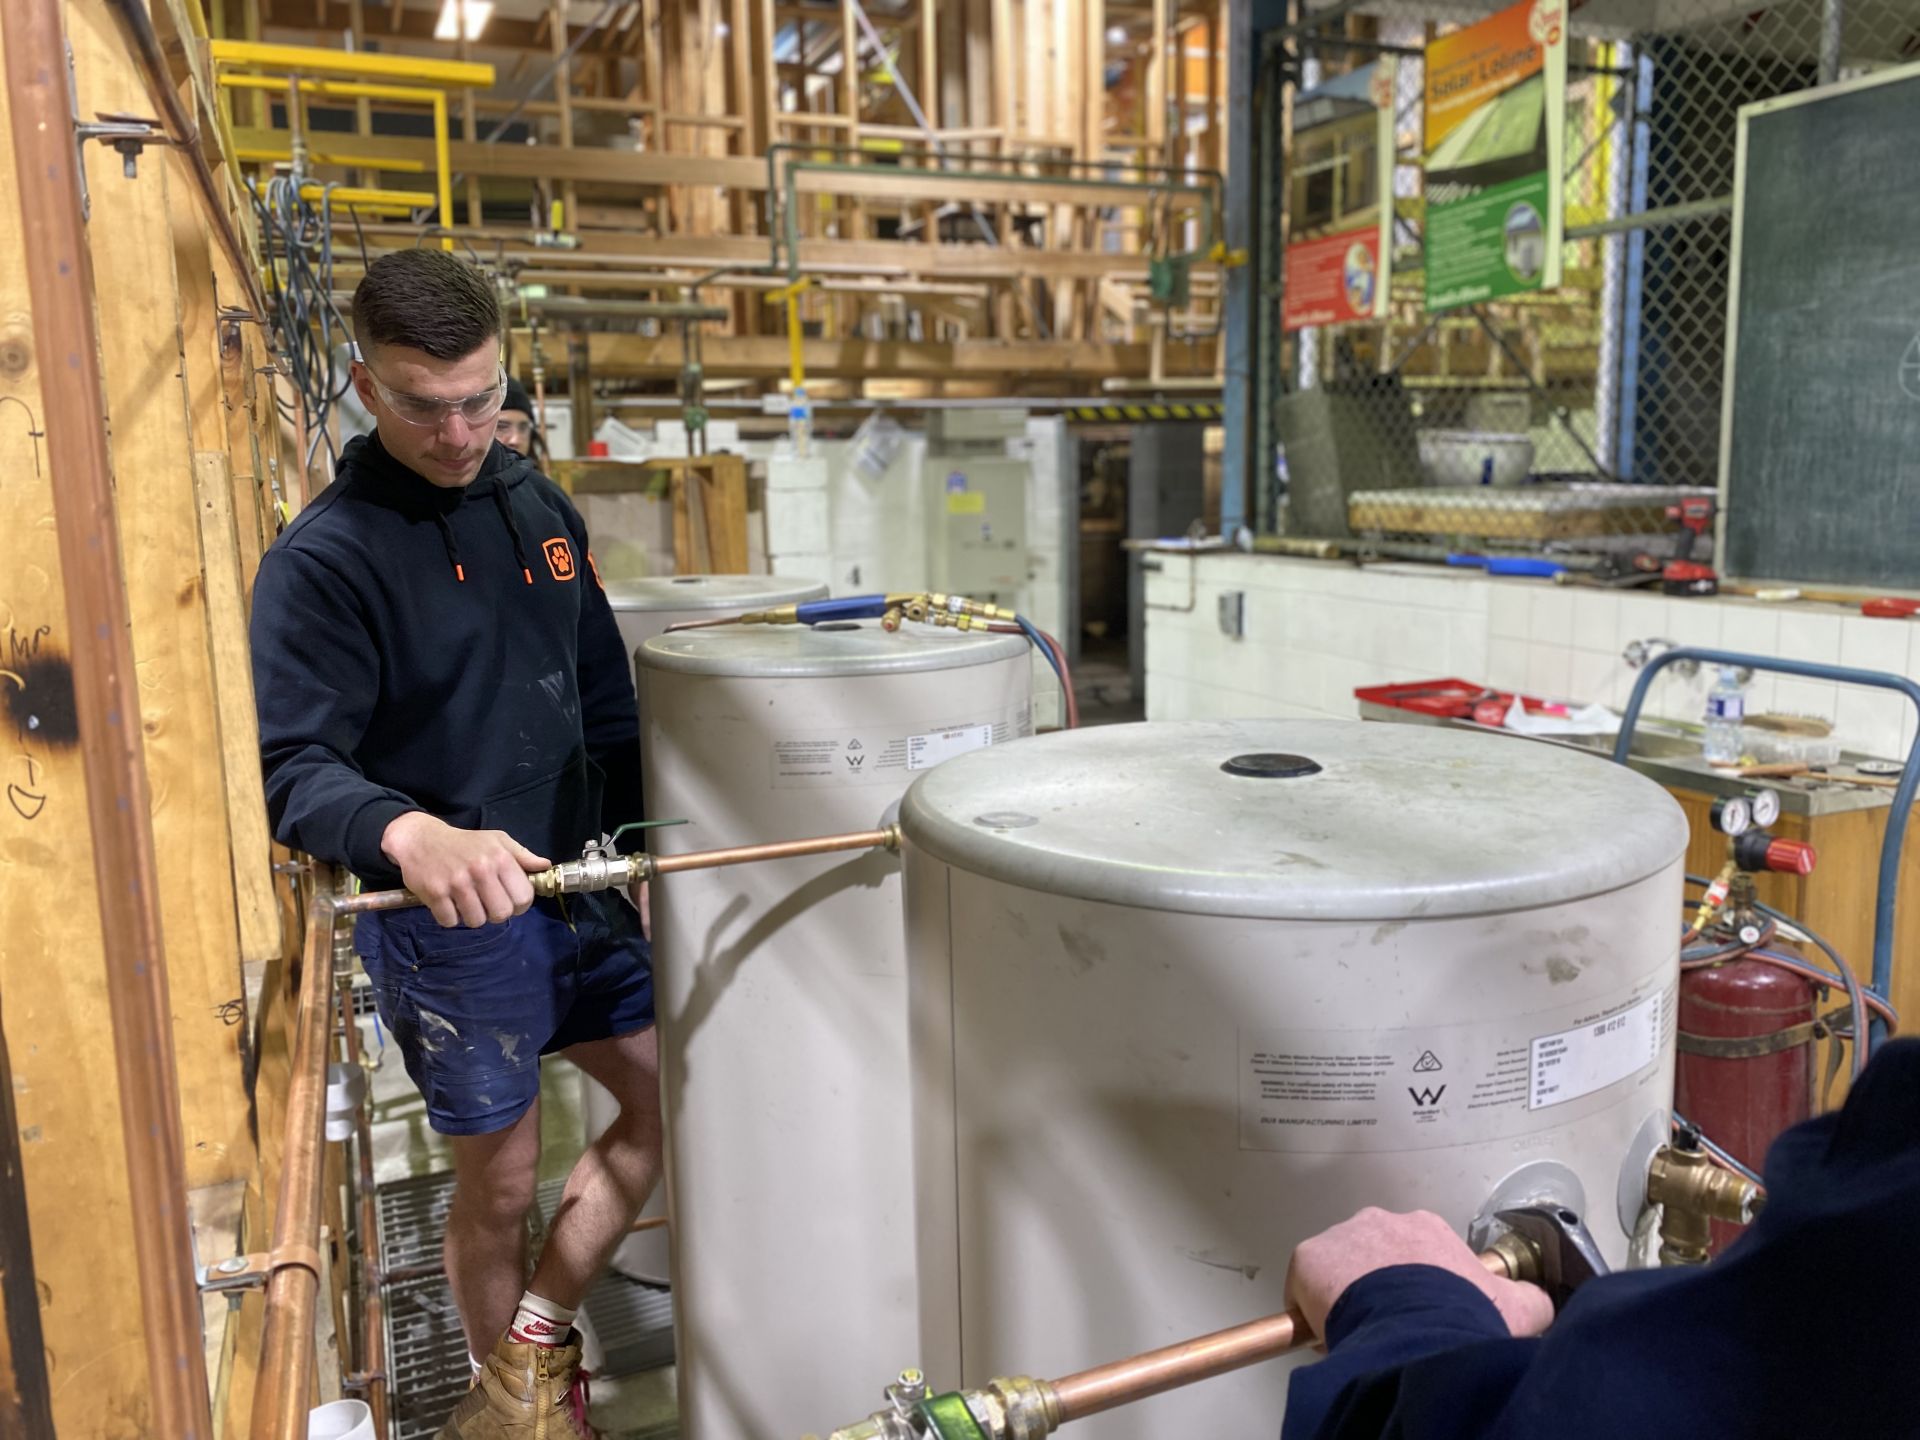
xmin=0 ymin=2 xmax=284 ymax=1430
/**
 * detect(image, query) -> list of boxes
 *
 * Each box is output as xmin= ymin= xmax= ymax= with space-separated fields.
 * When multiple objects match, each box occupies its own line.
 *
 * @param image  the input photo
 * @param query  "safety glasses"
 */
xmin=362 ymin=362 xmax=509 ymax=430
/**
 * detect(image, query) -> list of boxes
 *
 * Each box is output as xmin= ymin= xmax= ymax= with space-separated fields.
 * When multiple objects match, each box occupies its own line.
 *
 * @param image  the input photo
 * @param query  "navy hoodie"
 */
xmin=250 ymin=432 xmax=642 ymax=889
xmin=1281 ymin=1037 xmax=1920 ymax=1440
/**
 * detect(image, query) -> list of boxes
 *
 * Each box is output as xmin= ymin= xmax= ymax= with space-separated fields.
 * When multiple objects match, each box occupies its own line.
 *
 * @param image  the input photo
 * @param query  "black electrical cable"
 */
xmin=250 ymin=174 xmax=360 ymax=473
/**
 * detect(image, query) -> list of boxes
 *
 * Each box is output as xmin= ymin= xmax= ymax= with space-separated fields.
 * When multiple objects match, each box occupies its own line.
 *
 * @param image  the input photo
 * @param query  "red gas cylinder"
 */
xmin=1676 ymin=954 xmax=1816 ymax=1254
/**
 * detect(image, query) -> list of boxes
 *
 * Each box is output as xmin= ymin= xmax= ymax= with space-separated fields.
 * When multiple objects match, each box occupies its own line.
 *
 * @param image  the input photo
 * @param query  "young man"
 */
xmin=494 ymin=375 xmax=544 ymax=466
xmin=251 ymin=249 xmax=657 ymax=1439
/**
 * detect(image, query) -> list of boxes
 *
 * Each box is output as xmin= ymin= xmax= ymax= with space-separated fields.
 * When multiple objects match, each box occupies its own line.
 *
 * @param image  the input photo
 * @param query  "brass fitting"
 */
xmin=530 ymin=850 xmax=648 ymax=899
xmin=736 ymin=604 xmax=801 ymax=625
xmin=970 ymin=1376 xmax=1061 ymax=1440
xmin=1484 ymin=1229 xmax=1544 ymax=1286
xmin=1647 ymin=1137 xmax=1764 ymax=1266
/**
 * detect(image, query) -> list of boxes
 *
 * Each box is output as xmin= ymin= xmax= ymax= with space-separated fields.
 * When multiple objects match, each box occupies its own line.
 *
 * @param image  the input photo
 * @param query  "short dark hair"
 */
xmin=351 ymin=250 xmax=501 ymax=361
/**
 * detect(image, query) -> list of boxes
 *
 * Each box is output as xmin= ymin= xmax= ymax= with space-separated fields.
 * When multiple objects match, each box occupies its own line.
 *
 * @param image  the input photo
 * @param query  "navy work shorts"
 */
xmin=354 ymin=891 xmax=654 ymax=1136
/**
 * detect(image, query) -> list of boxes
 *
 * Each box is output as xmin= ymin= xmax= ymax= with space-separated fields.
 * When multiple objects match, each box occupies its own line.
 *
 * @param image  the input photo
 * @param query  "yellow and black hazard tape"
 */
xmin=1064 ymin=402 xmax=1223 ymax=422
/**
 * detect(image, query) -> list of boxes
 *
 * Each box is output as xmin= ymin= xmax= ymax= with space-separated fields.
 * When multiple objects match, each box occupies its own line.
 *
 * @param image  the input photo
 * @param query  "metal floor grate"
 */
xmin=379 ymin=1172 xmax=676 ymax=1440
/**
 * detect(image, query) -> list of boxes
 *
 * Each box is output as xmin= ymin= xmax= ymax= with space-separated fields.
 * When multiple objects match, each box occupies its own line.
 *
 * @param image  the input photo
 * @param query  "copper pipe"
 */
xmin=1 ymin=4 xmax=215 ymax=1434
xmin=339 ymin=825 xmax=901 ymax=914
xmin=649 ymin=827 xmax=899 ymax=876
xmin=340 ymin=974 xmax=389 ymax=1438
xmin=1049 ymin=1252 xmax=1511 ymax=1422
xmin=252 ymin=867 xmax=341 ymax=1439
xmin=101 ymin=0 xmax=269 ymax=319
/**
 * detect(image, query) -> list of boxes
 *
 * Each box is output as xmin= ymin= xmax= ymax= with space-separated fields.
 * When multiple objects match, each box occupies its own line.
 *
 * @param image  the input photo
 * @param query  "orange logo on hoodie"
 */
xmin=543 ymin=536 xmax=576 ymax=582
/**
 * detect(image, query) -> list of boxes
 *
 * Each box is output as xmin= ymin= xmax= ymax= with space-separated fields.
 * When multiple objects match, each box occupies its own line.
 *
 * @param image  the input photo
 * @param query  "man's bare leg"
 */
xmin=529 ymin=1027 xmax=663 ymax=1307
xmin=443 ymin=1099 xmax=544 ymax=1358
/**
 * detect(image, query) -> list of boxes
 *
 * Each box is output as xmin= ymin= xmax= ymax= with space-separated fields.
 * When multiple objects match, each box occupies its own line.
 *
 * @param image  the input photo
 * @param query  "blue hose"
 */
xmin=795 ymin=594 xmax=893 ymax=624
xmin=1617 ymin=648 xmax=1920 ymax=1046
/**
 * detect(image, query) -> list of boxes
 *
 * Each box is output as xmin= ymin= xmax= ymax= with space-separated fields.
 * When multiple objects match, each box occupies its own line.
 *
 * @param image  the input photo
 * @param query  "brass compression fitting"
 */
xmin=1646 ymin=1131 xmax=1765 ymax=1266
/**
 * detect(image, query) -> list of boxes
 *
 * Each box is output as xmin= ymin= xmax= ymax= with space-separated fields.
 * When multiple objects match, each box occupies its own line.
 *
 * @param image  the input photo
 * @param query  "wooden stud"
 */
xmin=457 ymin=29 xmax=482 ymax=226
xmin=550 ymin=0 xmax=578 ymax=227
xmin=347 ymin=0 xmax=373 ymax=186
xmin=1147 ymin=0 xmax=1166 ymax=165
xmin=840 ymin=0 xmax=861 ymax=242
xmin=70 ymin=0 xmax=256 ymax=1190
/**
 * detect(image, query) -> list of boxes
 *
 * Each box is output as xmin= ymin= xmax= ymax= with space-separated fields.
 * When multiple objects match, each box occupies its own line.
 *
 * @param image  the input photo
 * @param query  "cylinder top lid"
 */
xmin=640 ymin=619 xmax=1030 ymax=678
xmin=602 ymin=574 xmax=829 ymax=613
xmin=900 ymin=719 xmax=1689 ymax=920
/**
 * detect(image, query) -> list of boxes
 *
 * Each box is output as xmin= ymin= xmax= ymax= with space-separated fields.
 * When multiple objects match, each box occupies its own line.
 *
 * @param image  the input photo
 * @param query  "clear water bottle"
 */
xmin=1703 ymin=666 xmax=1745 ymax=765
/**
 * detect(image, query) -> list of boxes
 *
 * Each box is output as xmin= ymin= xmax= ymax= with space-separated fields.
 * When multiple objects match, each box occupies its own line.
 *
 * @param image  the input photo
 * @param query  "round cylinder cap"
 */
xmin=602 ymin=574 xmax=828 ymax=613
xmin=639 ymin=618 xmax=1030 ymax=678
xmin=900 ymin=719 xmax=1690 ymax=920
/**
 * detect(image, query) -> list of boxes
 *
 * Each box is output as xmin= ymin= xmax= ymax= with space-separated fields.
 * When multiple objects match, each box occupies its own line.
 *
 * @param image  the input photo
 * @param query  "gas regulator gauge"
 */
xmin=1748 ymin=788 xmax=1781 ymax=829
xmin=1711 ymin=795 xmax=1752 ymax=837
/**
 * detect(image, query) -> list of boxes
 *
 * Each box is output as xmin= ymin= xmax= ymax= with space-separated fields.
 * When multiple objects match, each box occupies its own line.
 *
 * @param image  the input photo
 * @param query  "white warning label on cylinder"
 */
xmin=771 ymin=711 xmax=1029 ymax=789
xmin=908 ymin=724 xmax=994 ymax=770
xmin=1238 ymin=971 xmax=1675 ymax=1153
xmin=1529 ymin=990 xmax=1665 ymax=1110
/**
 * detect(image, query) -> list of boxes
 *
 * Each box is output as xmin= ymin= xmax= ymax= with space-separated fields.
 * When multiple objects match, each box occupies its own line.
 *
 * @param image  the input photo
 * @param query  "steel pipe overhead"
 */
xmin=1 ymin=2 xmax=215 ymax=1433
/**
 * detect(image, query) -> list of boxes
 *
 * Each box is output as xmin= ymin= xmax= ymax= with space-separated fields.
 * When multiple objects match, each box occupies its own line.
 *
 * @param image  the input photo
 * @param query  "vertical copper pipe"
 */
xmin=339 ymin=973 xmax=389 ymax=1438
xmin=252 ymin=868 xmax=339 ymax=1439
xmin=0 ymin=3 xmax=215 ymax=1435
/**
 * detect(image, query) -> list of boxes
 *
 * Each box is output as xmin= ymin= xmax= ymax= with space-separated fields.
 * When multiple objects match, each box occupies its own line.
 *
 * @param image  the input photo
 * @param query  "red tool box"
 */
xmin=1353 ymin=679 xmax=1572 ymax=728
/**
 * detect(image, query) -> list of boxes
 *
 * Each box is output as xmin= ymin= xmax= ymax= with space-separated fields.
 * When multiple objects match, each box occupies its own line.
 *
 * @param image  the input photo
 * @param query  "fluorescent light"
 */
xmin=716 ymin=20 xmax=731 ymax=36
xmin=1106 ymin=24 xmax=1126 ymax=45
xmin=434 ymin=0 xmax=493 ymax=41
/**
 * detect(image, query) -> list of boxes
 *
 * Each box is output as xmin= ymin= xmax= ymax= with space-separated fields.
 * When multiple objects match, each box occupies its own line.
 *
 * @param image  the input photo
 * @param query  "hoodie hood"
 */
xmin=342 ymin=432 xmax=543 ymax=586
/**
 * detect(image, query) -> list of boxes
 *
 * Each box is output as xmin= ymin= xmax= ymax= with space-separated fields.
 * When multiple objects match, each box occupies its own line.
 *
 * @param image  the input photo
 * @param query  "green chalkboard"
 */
xmin=1722 ymin=66 xmax=1920 ymax=589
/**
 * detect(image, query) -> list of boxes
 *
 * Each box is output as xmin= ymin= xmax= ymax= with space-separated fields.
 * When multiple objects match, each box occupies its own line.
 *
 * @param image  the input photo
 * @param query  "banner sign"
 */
xmin=1282 ymin=60 xmax=1397 ymax=333
xmin=1423 ymin=0 xmax=1567 ymax=311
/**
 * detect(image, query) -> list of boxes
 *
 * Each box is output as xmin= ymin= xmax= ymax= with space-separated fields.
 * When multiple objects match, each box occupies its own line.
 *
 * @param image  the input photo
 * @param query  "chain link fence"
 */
xmin=1268 ymin=0 xmax=1920 ymax=559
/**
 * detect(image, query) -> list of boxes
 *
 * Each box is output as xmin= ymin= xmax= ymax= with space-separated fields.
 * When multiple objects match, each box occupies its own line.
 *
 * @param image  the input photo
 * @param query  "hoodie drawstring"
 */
xmin=433 ymin=511 xmax=466 ymax=583
xmin=491 ymin=483 xmax=536 ymax=585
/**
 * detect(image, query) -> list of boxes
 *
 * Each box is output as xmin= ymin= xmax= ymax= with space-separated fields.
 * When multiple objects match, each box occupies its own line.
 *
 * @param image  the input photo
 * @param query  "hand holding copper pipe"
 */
xmin=820 ymin=1205 xmax=1597 ymax=1440
xmin=337 ymin=824 xmax=902 ymax=916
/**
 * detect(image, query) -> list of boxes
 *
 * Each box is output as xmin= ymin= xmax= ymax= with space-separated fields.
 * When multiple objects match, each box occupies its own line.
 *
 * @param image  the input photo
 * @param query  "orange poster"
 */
xmin=1423 ymin=0 xmax=1567 ymax=310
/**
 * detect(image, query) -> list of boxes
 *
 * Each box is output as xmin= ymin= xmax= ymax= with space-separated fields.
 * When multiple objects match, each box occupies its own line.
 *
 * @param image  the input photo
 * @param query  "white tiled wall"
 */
xmin=1146 ymin=555 xmax=1920 ymax=761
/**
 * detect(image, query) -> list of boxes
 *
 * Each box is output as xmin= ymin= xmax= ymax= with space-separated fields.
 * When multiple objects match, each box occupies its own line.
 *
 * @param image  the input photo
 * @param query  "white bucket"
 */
xmin=324 ymin=1062 xmax=368 ymax=1143
xmin=308 ymin=1399 xmax=374 ymax=1440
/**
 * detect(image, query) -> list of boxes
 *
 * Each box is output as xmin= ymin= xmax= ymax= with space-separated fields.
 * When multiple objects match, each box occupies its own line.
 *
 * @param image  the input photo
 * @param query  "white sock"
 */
xmin=506 ymin=1290 xmax=576 ymax=1348
xmin=469 ymin=1353 xmax=484 ymax=1378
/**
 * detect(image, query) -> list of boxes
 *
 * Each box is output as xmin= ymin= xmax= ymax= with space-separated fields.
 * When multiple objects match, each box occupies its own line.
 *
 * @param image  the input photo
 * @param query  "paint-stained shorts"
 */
xmin=355 ymin=891 xmax=654 ymax=1136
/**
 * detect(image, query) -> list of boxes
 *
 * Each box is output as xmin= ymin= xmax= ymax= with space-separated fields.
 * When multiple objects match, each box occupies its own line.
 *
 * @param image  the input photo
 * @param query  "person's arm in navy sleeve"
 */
xmin=1280 ymin=1040 xmax=1920 ymax=1440
xmin=1280 ymin=1208 xmax=1550 ymax=1440
xmin=251 ymin=545 xmax=421 ymax=875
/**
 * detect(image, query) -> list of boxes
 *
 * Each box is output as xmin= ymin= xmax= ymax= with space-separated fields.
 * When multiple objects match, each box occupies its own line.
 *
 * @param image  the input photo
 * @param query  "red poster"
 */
xmin=1282 ymin=226 xmax=1384 ymax=332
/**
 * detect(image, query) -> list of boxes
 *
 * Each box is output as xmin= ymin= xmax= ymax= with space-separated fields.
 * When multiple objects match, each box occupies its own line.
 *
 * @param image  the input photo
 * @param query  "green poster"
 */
xmin=1423 ymin=0 xmax=1568 ymax=312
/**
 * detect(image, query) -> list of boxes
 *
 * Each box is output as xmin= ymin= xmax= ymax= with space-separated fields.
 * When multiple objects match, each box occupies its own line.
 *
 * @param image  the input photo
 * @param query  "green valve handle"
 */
xmin=606 ymin=818 xmax=690 ymax=848
xmin=917 ymin=1394 xmax=990 ymax=1440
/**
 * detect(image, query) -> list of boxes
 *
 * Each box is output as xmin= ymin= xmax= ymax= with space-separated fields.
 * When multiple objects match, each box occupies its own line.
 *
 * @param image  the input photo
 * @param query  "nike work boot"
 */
xmin=436 ymin=1332 xmax=598 ymax=1439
